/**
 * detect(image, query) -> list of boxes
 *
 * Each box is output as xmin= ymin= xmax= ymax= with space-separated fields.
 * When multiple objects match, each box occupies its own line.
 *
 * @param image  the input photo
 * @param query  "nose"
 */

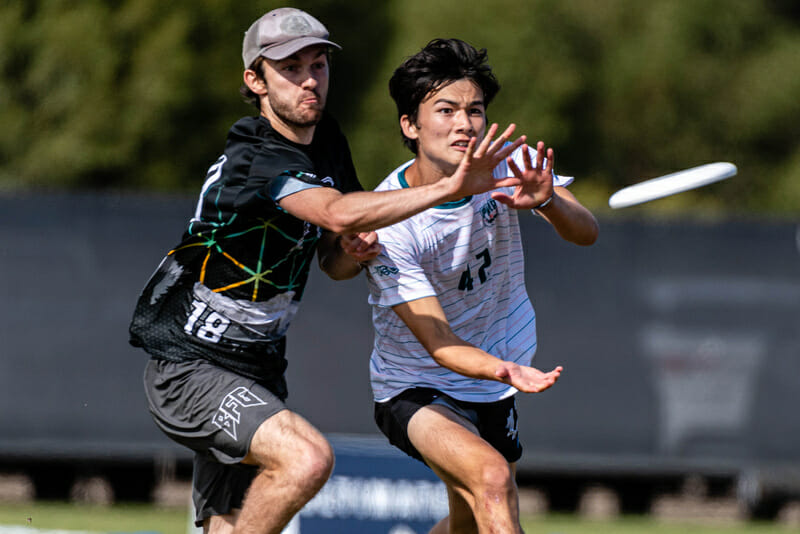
xmin=454 ymin=110 xmax=474 ymax=134
xmin=300 ymin=72 xmax=318 ymax=90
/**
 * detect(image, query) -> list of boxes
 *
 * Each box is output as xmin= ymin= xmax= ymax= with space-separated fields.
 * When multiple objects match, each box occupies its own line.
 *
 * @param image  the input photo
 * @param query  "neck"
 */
xmin=261 ymin=110 xmax=315 ymax=145
xmin=404 ymin=157 xmax=451 ymax=188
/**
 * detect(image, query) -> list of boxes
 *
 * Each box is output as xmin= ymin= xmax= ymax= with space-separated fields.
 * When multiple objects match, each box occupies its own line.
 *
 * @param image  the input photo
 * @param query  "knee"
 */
xmin=293 ymin=436 xmax=334 ymax=491
xmin=476 ymin=461 xmax=515 ymax=502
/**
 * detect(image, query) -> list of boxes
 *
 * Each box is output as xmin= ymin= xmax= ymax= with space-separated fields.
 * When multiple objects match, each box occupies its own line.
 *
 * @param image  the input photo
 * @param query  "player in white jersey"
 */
xmin=365 ymin=39 xmax=599 ymax=534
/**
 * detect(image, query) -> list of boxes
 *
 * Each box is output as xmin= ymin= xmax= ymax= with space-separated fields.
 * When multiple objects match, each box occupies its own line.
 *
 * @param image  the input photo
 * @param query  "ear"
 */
xmin=400 ymin=114 xmax=419 ymax=141
xmin=243 ymin=68 xmax=268 ymax=96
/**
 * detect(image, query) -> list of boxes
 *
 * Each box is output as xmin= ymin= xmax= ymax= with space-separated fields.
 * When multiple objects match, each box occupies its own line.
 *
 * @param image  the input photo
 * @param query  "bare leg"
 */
xmin=409 ymin=404 xmax=521 ymax=534
xmin=231 ymin=410 xmax=334 ymax=534
xmin=428 ymin=485 xmax=478 ymax=534
xmin=205 ymin=511 xmax=238 ymax=534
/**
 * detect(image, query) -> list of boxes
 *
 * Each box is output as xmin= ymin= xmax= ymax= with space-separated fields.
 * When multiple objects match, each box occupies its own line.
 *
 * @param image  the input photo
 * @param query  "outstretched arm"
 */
xmin=491 ymin=141 xmax=599 ymax=246
xmin=392 ymin=296 xmax=562 ymax=393
xmin=279 ymin=124 xmax=526 ymax=235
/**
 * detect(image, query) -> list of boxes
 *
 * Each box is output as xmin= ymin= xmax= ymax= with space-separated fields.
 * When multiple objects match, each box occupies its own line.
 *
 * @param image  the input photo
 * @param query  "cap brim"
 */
xmin=260 ymin=37 xmax=342 ymax=61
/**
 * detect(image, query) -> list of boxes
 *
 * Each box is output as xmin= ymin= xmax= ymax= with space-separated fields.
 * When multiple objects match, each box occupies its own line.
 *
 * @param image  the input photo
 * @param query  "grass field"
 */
xmin=0 ymin=502 xmax=796 ymax=534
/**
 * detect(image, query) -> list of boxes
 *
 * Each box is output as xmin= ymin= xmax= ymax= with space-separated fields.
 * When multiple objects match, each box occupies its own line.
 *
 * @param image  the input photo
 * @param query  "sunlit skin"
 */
xmin=401 ymin=79 xmax=489 ymax=187
xmin=243 ymin=45 xmax=330 ymax=144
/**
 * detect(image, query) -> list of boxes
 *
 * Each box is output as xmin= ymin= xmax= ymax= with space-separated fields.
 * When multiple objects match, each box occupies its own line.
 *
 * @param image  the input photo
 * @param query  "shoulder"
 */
xmin=229 ymin=118 xmax=313 ymax=174
xmin=374 ymin=160 xmax=415 ymax=192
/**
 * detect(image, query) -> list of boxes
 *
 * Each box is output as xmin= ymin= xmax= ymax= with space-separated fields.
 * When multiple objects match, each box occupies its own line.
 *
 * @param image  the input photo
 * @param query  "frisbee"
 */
xmin=608 ymin=162 xmax=737 ymax=209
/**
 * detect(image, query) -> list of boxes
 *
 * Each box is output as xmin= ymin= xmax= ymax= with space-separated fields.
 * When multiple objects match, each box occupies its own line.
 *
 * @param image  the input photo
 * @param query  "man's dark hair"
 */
xmin=389 ymin=38 xmax=500 ymax=154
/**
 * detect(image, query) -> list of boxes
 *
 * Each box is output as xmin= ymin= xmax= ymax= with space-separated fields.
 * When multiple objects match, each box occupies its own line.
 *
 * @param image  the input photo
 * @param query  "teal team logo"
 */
xmin=480 ymin=199 xmax=498 ymax=225
xmin=373 ymin=265 xmax=399 ymax=276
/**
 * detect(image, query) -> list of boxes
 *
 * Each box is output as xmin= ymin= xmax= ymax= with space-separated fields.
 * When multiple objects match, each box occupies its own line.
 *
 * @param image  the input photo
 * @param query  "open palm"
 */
xmin=491 ymin=140 xmax=555 ymax=210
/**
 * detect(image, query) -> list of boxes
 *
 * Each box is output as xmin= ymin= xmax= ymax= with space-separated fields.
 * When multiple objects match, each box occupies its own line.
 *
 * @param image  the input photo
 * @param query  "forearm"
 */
xmin=323 ymin=180 xmax=456 ymax=234
xmin=317 ymin=233 xmax=363 ymax=280
xmin=429 ymin=340 xmax=507 ymax=382
xmin=537 ymin=189 xmax=599 ymax=246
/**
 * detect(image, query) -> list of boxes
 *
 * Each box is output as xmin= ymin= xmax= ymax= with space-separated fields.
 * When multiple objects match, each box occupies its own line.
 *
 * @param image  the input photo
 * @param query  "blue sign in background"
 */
xmin=284 ymin=436 xmax=448 ymax=534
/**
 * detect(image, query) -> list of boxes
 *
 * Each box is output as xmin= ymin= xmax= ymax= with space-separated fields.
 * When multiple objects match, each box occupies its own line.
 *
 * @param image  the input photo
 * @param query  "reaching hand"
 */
xmin=340 ymin=232 xmax=381 ymax=263
xmin=494 ymin=361 xmax=563 ymax=393
xmin=446 ymin=123 xmax=527 ymax=199
xmin=491 ymin=141 xmax=556 ymax=210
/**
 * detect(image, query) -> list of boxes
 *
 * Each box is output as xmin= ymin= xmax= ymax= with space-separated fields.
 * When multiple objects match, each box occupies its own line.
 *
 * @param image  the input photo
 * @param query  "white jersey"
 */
xmin=366 ymin=146 xmax=573 ymax=403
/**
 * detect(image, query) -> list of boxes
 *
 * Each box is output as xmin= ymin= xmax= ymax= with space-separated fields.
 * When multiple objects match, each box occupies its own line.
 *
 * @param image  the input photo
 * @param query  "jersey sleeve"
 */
xmin=247 ymin=144 xmax=328 ymax=204
xmin=366 ymin=224 xmax=435 ymax=308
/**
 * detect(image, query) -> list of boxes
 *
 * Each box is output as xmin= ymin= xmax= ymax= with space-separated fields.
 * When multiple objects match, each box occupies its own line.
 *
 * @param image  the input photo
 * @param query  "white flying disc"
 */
xmin=608 ymin=162 xmax=737 ymax=209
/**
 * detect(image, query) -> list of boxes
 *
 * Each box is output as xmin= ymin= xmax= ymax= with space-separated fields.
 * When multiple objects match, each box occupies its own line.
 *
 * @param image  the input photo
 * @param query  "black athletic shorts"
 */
xmin=374 ymin=387 xmax=522 ymax=465
xmin=144 ymin=358 xmax=287 ymax=525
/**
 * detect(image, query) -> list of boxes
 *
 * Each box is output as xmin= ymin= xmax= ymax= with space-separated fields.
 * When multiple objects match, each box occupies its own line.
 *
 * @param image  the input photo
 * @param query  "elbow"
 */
xmin=575 ymin=217 xmax=599 ymax=246
xmin=320 ymin=210 xmax=365 ymax=235
xmin=580 ymin=226 xmax=600 ymax=246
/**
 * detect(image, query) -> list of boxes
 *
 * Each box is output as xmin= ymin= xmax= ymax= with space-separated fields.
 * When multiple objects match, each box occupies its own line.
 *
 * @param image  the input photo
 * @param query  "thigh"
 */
xmin=243 ymin=408 xmax=330 ymax=468
xmin=408 ymin=404 xmax=502 ymax=485
xmin=144 ymin=357 xmax=286 ymax=464
xmin=373 ymin=387 xmax=444 ymax=463
xmin=407 ymin=403 xmax=509 ymax=491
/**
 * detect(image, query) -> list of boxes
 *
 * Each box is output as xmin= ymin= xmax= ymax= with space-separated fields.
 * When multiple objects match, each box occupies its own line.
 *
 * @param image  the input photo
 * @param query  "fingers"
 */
xmin=491 ymin=176 xmax=523 ymax=189
xmin=506 ymin=156 xmax=522 ymax=178
xmin=496 ymin=136 xmax=527 ymax=163
xmin=473 ymin=123 xmax=499 ymax=158
xmin=521 ymin=143 xmax=533 ymax=170
xmin=535 ymin=141 xmax=545 ymax=170
xmin=485 ymin=123 xmax=516 ymax=156
xmin=458 ymin=137 xmax=478 ymax=167
xmin=490 ymin=191 xmax=514 ymax=206
xmin=341 ymin=231 xmax=379 ymax=254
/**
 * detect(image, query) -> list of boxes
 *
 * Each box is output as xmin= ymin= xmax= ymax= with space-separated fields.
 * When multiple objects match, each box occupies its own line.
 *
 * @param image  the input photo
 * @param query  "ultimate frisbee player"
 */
xmin=365 ymin=39 xmax=598 ymax=533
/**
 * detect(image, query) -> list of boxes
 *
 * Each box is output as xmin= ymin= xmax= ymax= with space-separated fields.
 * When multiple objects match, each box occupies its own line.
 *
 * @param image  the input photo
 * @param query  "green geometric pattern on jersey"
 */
xmin=174 ymin=202 xmax=320 ymax=304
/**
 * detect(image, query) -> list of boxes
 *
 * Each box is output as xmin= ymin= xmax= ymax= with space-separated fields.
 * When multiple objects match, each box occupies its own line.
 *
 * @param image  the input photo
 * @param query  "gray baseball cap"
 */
xmin=242 ymin=8 xmax=341 ymax=68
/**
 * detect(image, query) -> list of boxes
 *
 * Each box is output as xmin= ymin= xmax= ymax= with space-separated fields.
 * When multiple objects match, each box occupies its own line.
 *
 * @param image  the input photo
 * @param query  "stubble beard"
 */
xmin=267 ymin=91 xmax=325 ymax=129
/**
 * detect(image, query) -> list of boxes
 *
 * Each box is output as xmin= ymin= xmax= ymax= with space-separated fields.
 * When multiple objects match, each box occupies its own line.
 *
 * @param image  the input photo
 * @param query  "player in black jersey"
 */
xmin=130 ymin=8 xmax=527 ymax=534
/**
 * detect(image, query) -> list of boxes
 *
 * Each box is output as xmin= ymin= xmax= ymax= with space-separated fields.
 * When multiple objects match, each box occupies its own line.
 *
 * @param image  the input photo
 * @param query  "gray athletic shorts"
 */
xmin=144 ymin=358 xmax=287 ymax=525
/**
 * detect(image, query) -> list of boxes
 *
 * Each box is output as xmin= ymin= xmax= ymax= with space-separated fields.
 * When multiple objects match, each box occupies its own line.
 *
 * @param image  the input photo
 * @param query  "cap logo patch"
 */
xmin=281 ymin=15 xmax=313 ymax=36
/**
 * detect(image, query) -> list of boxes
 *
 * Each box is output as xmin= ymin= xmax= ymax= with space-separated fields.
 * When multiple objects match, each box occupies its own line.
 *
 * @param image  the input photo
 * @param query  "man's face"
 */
xmin=405 ymin=78 xmax=487 ymax=172
xmin=261 ymin=45 xmax=330 ymax=128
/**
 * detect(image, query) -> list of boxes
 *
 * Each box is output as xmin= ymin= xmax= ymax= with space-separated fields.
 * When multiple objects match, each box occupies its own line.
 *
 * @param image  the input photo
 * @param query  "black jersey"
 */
xmin=130 ymin=114 xmax=361 ymax=387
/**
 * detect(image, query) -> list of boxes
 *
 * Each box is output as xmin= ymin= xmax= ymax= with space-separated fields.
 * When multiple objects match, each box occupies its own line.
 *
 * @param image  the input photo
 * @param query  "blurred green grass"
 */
xmin=0 ymin=502 xmax=795 ymax=534
xmin=0 ymin=502 xmax=189 ymax=534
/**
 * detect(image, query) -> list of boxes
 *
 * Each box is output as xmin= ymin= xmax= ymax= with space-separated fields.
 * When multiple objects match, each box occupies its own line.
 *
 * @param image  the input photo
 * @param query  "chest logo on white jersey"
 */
xmin=480 ymin=199 xmax=498 ymax=225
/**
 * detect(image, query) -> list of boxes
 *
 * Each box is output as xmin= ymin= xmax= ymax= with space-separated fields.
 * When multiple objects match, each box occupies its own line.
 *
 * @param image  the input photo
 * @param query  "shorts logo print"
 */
xmin=212 ymin=386 xmax=267 ymax=440
xmin=505 ymin=408 xmax=518 ymax=441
